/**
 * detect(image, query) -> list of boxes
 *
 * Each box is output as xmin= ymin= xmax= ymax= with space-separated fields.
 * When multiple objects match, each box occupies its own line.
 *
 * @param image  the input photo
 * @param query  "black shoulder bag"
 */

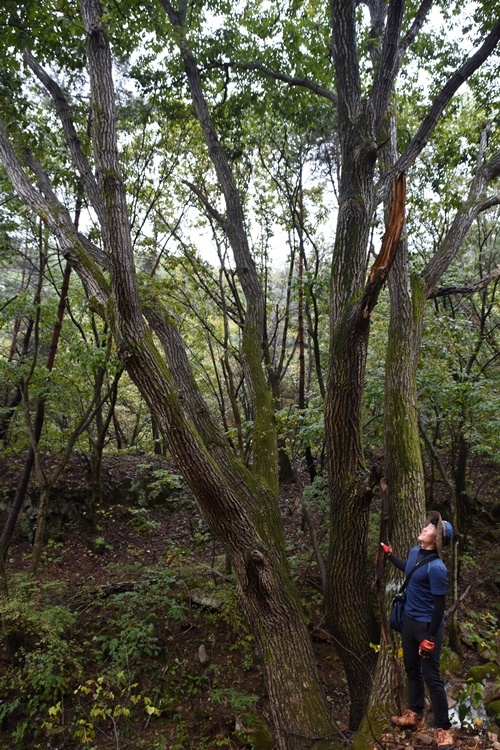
xmin=389 ymin=554 xmax=439 ymax=632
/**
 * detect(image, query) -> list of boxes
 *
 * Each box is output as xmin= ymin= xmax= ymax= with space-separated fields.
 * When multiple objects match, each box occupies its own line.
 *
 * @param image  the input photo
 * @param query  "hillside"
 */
xmin=0 ymin=454 xmax=499 ymax=750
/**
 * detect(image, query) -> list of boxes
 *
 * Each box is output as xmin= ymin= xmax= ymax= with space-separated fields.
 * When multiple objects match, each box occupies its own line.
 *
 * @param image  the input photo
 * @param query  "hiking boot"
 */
xmin=434 ymin=728 xmax=454 ymax=750
xmin=390 ymin=709 xmax=425 ymax=730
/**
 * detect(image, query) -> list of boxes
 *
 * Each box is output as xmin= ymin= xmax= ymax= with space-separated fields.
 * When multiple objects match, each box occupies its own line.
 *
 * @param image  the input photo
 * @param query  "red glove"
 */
xmin=380 ymin=542 xmax=393 ymax=554
xmin=419 ymin=639 xmax=435 ymax=658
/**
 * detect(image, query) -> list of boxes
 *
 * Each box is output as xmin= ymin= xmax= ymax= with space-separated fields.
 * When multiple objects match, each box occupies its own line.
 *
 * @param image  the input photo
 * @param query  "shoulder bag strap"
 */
xmin=401 ymin=553 xmax=439 ymax=592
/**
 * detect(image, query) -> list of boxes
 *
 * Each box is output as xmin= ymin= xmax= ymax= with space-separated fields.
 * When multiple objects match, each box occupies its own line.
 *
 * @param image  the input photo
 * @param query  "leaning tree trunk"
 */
xmin=323 ymin=63 xmax=380 ymax=730
xmin=117 ymin=326 xmax=338 ymax=750
xmin=82 ymin=0 xmax=335 ymax=739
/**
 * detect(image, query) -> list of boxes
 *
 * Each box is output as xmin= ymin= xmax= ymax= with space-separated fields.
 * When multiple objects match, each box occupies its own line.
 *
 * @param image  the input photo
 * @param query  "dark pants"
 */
xmin=401 ymin=614 xmax=451 ymax=729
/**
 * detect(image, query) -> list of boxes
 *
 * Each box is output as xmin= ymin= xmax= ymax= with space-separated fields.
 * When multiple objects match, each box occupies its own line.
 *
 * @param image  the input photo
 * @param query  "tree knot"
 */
xmin=245 ymin=549 xmax=273 ymax=607
xmin=116 ymin=342 xmax=135 ymax=361
xmin=248 ymin=549 xmax=266 ymax=566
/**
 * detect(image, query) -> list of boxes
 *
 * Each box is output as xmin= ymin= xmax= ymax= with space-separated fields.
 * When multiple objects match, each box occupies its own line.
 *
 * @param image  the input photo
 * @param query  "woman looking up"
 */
xmin=381 ymin=512 xmax=454 ymax=750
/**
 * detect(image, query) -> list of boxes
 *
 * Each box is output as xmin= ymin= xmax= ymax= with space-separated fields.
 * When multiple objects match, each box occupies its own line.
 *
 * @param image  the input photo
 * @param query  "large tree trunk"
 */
xmin=323 ymin=123 xmax=408 ymax=731
xmin=324 ymin=166 xmax=410 ymax=727
xmin=323 ymin=69 xmax=379 ymax=728
xmin=364 ymin=125 xmax=500 ymax=733
xmin=324 ymin=1 xmax=500 ymax=725
xmin=324 ymin=245 xmax=379 ymax=729
xmin=323 ymin=0 xmax=410 ymax=724
xmin=362 ymin=234 xmax=427 ymax=741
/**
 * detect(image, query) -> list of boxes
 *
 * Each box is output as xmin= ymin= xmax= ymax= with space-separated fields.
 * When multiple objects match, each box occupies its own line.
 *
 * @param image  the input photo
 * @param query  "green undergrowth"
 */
xmin=0 ymin=549 xmax=266 ymax=750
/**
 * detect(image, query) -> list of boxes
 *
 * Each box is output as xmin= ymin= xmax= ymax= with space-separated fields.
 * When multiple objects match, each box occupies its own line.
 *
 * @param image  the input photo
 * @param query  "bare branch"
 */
xmin=478 ymin=194 xmax=500 ymax=212
xmin=482 ymin=151 xmax=500 ymax=182
xmin=236 ymin=62 xmax=337 ymax=104
xmin=182 ymin=179 xmax=227 ymax=229
xmin=399 ymin=0 xmax=433 ymax=57
xmin=381 ymin=21 xmax=500 ymax=186
xmin=476 ymin=121 xmax=492 ymax=170
xmin=418 ymin=417 xmax=455 ymax=496
xmin=423 ymin=149 xmax=500 ymax=294
xmin=358 ymin=172 xmax=406 ymax=319
xmin=21 ymin=148 xmax=106 ymax=267
xmin=428 ymin=267 xmax=500 ymax=299
xmin=292 ymin=456 xmax=327 ymax=592
xmin=445 ymin=584 xmax=472 ymax=621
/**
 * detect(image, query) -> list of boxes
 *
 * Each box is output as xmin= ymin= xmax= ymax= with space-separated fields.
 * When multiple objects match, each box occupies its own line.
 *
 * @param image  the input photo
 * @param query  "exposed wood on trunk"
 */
xmin=360 ymin=172 xmax=406 ymax=320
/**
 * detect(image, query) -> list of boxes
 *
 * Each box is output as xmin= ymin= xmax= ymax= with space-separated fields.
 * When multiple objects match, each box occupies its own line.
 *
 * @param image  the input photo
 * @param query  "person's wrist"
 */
xmin=419 ymin=639 xmax=435 ymax=656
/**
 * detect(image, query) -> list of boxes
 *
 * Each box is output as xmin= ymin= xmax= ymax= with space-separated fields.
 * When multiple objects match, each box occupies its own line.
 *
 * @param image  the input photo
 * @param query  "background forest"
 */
xmin=0 ymin=0 xmax=499 ymax=748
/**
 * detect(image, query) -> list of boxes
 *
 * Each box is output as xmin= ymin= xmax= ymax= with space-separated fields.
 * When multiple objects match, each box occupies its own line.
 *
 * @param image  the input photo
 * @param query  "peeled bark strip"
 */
xmin=360 ymin=173 xmax=407 ymax=319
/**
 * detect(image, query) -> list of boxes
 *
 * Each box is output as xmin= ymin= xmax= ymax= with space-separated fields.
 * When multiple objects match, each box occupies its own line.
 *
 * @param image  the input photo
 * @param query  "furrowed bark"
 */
xmin=325 ymin=0 xmax=379 ymax=722
xmin=81 ymin=0 xmax=143 ymax=339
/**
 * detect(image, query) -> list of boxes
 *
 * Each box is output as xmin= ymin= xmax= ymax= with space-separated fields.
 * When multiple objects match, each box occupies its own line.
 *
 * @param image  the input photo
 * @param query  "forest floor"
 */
xmin=1 ymin=456 xmax=499 ymax=750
